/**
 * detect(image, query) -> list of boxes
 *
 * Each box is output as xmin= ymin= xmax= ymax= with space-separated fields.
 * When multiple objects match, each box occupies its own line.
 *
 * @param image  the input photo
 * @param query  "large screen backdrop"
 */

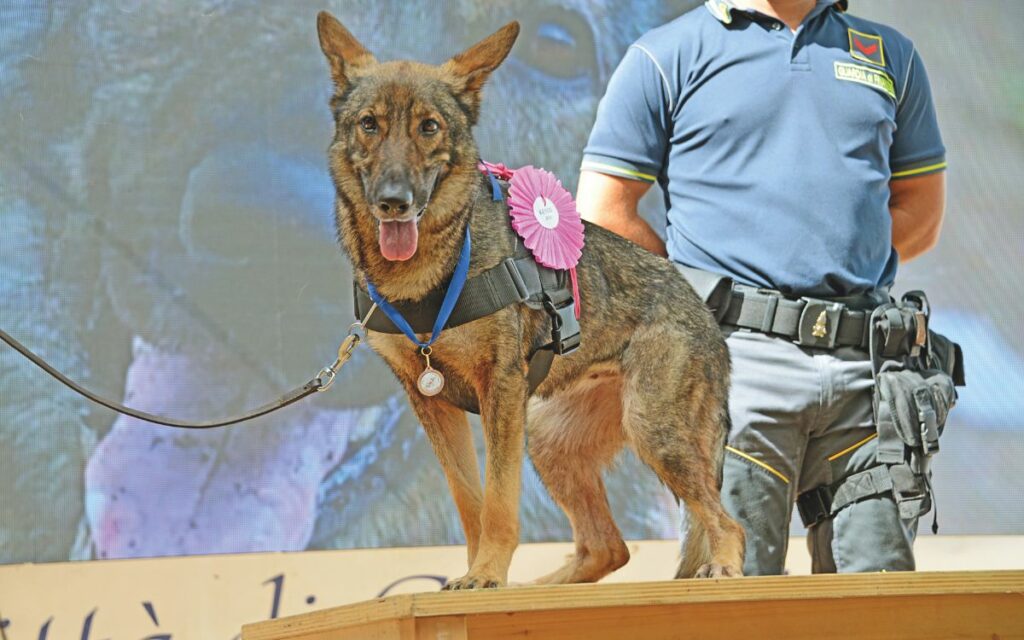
xmin=1 ymin=1 xmax=1022 ymax=565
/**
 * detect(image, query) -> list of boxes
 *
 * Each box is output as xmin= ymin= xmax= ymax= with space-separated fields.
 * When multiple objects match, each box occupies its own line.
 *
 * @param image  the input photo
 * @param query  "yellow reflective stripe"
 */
xmin=891 ymin=161 xmax=947 ymax=178
xmin=725 ymin=446 xmax=790 ymax=484
xmin=827 ymin=433 xmax=878 ymax=462
xmin=580 ymin=161 xmax=657 ymax=182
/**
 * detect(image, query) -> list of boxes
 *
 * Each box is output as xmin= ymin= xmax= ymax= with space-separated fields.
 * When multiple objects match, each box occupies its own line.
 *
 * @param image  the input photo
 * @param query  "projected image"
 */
xmin=1 ymin=1 xmax=1022 ymax=564
xmin=0 ymin=0 xmax=697 ymax=563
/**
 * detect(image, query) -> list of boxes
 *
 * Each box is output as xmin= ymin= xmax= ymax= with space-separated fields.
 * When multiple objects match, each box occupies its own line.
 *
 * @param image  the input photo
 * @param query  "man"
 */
xmin=577 ymin=0 xmax=947 ymax=574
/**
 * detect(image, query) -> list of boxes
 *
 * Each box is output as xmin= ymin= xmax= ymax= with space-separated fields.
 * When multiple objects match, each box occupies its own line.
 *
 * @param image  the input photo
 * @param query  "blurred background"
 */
xmin=1 ymin=0 xmax=1021 ymax=565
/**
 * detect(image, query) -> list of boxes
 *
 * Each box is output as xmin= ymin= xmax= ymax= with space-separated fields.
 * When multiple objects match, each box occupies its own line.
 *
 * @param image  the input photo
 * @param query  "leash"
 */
xmin=0 ymin=304 xmax=377 ymax=430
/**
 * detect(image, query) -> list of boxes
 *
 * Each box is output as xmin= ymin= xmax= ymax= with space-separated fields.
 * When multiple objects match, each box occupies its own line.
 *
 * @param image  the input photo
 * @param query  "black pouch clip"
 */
xmin=797 ymin=485 xmax=834 ymax=527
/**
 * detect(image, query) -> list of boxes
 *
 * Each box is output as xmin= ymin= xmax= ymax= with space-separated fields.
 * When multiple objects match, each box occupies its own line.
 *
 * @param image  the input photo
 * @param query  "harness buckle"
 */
xmin=543 ymin=298 xmax=581 ymax=356
xmin=796 ymin=298 xmax=843 ymax=349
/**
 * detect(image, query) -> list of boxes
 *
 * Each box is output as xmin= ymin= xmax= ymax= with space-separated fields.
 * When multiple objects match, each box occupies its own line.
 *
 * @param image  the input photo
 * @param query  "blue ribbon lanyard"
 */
xmin=365 ymin=225 xmax=472 ymax=350
xmin=482 ymin=163 xmax=504 ymax=202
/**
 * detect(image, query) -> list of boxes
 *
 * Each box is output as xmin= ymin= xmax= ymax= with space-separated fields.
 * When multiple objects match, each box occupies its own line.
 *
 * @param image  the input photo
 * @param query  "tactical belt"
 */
xmin=675 ymin=264 xmax=889 ymax=352
xmin=353 ymin=251 xmax=580 ymax=398
xmin=720 ymin=286 xmax=886 ymax=350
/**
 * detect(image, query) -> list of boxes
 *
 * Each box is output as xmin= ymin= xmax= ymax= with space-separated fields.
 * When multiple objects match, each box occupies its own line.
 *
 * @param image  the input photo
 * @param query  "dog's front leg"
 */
xmin=404 ymin=393 xmax=484 ymax=566
xmin=444 ymin=366 xmax=528 ymax=590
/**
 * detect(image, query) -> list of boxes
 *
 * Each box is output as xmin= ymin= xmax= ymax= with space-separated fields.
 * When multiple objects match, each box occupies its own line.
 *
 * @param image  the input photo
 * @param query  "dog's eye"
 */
xmin=420 ymin=119 xmax=440 ymax=135
xmin=359 ymin=115 xmax=378 ymax=133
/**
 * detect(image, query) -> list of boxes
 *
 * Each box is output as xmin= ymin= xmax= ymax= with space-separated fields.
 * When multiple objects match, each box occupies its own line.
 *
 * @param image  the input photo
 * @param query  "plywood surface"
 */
xmin=242 ymin=570 xmax=1024 ymax=640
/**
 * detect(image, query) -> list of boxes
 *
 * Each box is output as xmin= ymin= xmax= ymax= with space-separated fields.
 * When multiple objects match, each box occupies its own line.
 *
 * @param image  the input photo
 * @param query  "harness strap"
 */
xmin=526 ymin=348 xmax=556 ymax=395
xmin=353 ymin=248 xmax=573 ymax=398
xmin=354 ymin=255 xmax=562 ymax=335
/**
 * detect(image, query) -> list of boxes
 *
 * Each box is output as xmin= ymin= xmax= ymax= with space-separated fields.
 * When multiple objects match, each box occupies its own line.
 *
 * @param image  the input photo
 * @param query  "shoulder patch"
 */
xmin=834 ymin=61 xmax=896 ymax=100
xmin=848 ymin=28 xmax=886 ymax=67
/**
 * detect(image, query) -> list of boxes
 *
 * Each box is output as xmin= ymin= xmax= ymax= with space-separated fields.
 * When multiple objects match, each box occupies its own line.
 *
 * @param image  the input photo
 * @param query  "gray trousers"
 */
xmin=714 ymin=328 xmax=918 ymax=575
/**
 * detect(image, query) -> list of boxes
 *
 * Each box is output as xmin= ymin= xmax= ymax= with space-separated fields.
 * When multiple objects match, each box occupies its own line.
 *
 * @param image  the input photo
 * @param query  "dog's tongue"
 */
xmin=379 ymin=220 xmax=419 ymax=261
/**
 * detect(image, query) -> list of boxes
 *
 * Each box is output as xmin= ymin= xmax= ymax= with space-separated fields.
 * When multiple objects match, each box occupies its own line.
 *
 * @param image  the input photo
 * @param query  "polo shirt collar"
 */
xmin=704 ymin=0 xmax=848 ymax=25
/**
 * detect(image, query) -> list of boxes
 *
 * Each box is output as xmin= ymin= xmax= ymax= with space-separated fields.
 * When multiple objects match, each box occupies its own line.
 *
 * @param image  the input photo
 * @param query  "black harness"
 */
xmin=353 ymin=197 xmax=580 ymax=400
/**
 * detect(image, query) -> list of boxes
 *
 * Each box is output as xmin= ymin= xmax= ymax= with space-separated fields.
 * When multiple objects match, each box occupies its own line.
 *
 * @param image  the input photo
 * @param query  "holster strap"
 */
xmin=797 ymin=465 xmax=893 ymax=527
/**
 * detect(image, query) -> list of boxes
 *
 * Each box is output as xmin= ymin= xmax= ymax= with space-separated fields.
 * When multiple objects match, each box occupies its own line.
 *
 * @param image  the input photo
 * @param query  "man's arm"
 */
xmin=577 ymin=170 xmax=666 ymax=257
xmin=889 ymin=171 xmax=945 ymax=262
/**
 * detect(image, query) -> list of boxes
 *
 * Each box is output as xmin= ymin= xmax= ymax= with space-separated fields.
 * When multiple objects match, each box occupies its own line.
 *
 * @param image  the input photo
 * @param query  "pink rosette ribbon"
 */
xmin=505 ymin=165 xmax=585 ymax=318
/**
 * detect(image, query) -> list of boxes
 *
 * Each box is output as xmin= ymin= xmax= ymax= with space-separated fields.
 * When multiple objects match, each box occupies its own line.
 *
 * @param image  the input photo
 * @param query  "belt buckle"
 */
xmin=797 ymin=298 xmax=843 ymax=349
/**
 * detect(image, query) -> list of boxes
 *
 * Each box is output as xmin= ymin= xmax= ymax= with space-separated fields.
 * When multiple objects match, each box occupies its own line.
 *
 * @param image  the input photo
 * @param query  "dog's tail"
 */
xmin=674 ymin=398 xmax=731 ymax=579
xmin=675 ymin=515 xmax=710 ymax=579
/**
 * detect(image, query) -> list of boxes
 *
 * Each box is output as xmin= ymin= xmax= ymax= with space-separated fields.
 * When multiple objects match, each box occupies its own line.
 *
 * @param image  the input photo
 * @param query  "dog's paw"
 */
xmin=693 ymin=563 xmax=741 ymax=579
xmin=442 ymin=573 xmax=505 ymax=590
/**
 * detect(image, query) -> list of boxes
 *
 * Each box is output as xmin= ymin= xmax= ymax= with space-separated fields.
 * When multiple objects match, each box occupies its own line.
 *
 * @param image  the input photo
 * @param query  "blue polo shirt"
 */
xmin=582 ymin=0 xmax=946 ymax=297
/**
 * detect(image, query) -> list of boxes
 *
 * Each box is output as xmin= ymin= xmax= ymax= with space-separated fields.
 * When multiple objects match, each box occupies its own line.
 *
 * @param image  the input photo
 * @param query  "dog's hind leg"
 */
xmin=404 ymin=393 xmax=484 ymax=567
xmin=622 ymin=324 xmax=745 ymax=579
xmin=528 ymin=373 xmax=630 ymax=584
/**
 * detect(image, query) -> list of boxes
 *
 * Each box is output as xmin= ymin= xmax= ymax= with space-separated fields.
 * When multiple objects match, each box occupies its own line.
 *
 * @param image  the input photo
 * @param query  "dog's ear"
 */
xmin=317 ymin=11 xmax=376 ymax=91
xmin=442 ymin=22 xmax=520 ymax=122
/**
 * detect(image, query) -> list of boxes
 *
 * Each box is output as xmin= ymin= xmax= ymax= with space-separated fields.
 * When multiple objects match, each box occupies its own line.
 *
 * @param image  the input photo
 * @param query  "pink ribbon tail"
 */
xmin=477 ymin=160 xmax=516 ymax=181
xmin=569 ymin=267 xmax=581 ymax=319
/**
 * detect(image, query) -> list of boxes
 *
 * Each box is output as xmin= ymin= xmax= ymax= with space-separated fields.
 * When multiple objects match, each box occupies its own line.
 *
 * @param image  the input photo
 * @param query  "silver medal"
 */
xmin=417 ymin=366 xmax=445 ymax=396
xmin=417 ymin=346 xmax=445 ymax=396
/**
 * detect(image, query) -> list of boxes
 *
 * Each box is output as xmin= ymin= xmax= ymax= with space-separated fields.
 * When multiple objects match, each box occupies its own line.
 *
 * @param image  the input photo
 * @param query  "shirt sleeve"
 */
xmin=581 ymin=44 xmax=673 ymax=183
xmin=890 ymin=47 xmax=946 ymax=180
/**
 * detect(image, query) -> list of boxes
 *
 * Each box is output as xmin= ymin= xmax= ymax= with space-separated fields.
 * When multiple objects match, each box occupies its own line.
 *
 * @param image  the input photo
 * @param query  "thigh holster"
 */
xmin=797 ymin=463 xmax=931 ymax=528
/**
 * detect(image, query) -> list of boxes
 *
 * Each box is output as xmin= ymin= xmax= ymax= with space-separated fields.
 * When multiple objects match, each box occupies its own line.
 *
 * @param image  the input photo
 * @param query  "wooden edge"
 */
xmin=242 ymin=595 xmax=415 ymax=640
xmin=242 ymin=570 xmax=1024 ymax=639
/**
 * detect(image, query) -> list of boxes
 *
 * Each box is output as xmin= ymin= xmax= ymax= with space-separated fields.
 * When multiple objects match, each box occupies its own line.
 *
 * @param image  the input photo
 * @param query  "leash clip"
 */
xmin=317 ymin=314 xmax=373 ymax=392
xmin=318 ymin=333 xmax=361 ymax=392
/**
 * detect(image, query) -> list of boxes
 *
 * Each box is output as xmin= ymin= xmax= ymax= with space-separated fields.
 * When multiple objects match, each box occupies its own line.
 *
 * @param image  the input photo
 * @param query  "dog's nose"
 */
xmin=376 ymin=180 xmax=414 ymax=215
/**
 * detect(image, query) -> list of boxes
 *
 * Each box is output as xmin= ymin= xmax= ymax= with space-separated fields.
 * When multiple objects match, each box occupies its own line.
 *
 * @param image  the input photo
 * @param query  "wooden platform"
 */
xmin=241 ymin=570 xmax=1024 ymax=640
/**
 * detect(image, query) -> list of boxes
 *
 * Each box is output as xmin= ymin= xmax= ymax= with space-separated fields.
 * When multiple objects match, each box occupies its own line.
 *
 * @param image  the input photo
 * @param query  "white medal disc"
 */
xmin=417 ymin=367 xmax=445 ymax=396
xmin=532 ymin=196 xmax=560 ymax=229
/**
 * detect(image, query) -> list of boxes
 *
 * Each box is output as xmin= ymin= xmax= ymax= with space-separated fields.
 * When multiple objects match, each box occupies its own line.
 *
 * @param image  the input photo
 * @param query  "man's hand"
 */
xmin=890 ymin=172 xmax=946 ymax=262
xmin=576 ymin=170 xmax=667 ymax=256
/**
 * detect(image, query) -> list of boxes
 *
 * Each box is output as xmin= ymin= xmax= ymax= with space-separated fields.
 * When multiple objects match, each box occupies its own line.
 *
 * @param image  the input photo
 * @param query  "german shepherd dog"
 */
xmin=316 ymin=11 xmax=744 ymax=589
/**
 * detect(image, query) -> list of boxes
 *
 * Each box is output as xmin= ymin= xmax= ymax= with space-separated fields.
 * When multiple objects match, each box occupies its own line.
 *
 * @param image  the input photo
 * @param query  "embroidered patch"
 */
xmin=848 ymin=28 xmax=885 ymax=67
xmin=834 ymin=61 xmax=895 ymax=100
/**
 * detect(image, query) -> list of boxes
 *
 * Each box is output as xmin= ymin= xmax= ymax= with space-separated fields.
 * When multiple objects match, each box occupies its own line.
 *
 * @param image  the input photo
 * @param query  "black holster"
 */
xmin=868 ymin=291 xmax=964 ymax=521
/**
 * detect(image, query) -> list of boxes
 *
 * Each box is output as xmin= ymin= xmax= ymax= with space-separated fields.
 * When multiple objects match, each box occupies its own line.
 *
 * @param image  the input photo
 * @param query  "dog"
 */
xmin=316 ymin=11 xmax=745 ymax=589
